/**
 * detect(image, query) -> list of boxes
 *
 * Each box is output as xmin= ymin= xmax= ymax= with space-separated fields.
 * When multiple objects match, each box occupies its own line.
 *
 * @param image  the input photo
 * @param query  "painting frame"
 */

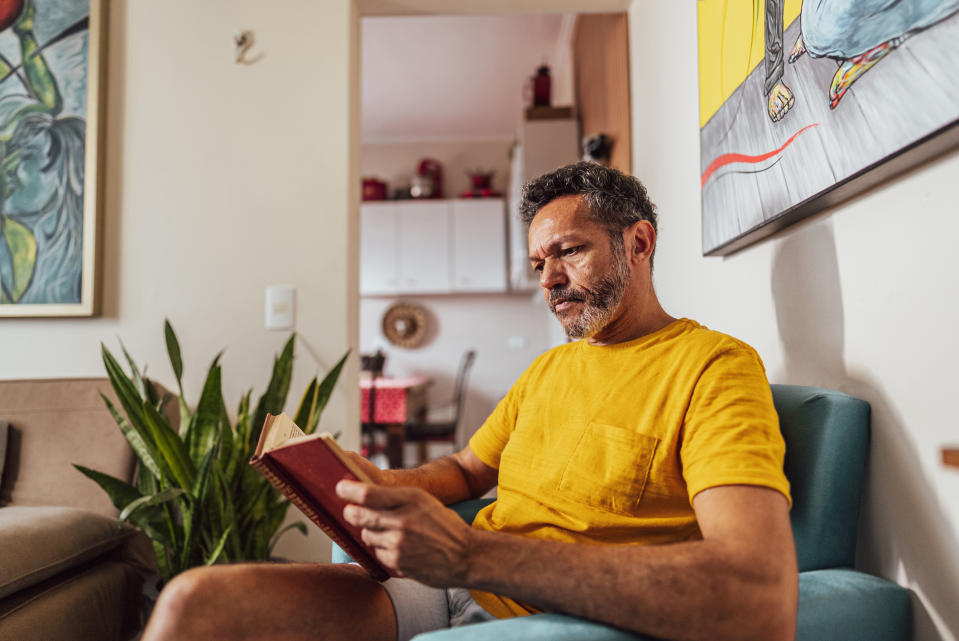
xmin=0 ymin=0 xmax=106 ymax=317
xmin=698 ymin=1 xmax=959 ymax=257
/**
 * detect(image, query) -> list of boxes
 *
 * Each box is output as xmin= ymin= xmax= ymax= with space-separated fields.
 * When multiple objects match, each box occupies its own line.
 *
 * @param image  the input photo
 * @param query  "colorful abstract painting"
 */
xmin=699 ymin=0 xmax=959 ymax=255
xmin=0 ymin=0 xmax=103 ymax=316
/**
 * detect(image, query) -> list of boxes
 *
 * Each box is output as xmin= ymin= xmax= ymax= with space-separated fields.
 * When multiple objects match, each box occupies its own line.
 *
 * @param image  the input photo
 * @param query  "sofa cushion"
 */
xmin=0 ymin=560 xmax=145 ymax=641
xmin=0 ymin=378 xmax=136 ymax=516
xmin=0 ymin=505 xmax=148 ymax=600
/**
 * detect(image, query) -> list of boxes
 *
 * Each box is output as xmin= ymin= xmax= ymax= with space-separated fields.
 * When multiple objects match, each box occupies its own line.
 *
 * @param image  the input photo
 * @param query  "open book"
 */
xmin=249 ymin=413 xmax=395 ymax=581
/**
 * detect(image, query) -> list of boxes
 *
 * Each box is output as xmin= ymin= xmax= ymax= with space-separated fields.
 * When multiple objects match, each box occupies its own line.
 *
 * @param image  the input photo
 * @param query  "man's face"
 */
xmin=528 ymin=195 xmax=631 ymax=339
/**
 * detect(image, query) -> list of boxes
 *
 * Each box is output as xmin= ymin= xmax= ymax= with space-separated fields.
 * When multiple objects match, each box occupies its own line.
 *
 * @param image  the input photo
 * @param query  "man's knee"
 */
xmin=147 ymin=566 xmax=225 ymax=639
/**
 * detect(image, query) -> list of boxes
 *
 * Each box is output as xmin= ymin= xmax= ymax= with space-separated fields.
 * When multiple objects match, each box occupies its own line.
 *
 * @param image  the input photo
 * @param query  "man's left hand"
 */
xmin=337 ymin=480 xmax=473 ymax=587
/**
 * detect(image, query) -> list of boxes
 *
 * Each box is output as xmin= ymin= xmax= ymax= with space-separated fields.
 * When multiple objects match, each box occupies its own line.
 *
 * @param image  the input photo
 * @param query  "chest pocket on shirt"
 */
xmin=558 ymin=422 xmax=659 ymax=515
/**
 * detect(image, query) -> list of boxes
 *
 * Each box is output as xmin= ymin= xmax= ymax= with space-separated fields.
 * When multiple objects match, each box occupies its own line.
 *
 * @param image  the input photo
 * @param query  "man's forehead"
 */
xmin=528 ymin=196 xmax=600 ymax=243
xmin=529 ymin=204 xmax=607 ymax=262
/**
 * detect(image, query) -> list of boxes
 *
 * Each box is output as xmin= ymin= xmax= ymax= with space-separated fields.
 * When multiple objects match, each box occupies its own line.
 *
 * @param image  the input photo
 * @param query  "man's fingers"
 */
xmin=343 ymin=504 xmax=404 ymax=530
xmin=336 ymin=479 xmax=421 ymax=509
xmin=361 ymin=526 xmax=401 ymax=549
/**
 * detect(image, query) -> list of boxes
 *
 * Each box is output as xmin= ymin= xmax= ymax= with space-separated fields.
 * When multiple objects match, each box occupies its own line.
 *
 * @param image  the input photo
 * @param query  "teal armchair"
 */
xmin=334 ymin=385 xmax=911 ymax=641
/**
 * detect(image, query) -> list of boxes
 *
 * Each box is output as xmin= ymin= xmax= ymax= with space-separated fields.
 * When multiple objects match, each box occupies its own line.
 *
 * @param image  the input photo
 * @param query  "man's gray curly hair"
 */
xmin=519 ymin=161 xmax=659 ymax=267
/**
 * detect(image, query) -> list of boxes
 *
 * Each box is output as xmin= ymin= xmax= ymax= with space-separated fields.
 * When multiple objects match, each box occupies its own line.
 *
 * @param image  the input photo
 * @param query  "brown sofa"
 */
xmin=0 ymin=378 xmax=156 ymax=641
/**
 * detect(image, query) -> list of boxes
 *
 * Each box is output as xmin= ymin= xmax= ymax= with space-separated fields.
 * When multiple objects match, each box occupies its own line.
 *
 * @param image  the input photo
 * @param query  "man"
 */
xmin=143 ymin=162 xmax=797 ymax=641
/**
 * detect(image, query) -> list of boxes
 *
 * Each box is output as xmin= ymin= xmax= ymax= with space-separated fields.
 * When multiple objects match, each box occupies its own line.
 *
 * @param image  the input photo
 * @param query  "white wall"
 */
xmin=0 ymin=0 xmax=360 ymax=563
xmin=628 ymin=2 xmax=959 ymax=640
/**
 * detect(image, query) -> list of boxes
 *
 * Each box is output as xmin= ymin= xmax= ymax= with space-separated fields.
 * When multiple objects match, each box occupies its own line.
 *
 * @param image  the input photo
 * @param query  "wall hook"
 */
xmin=234 ymin=30 xmax=263 ymax=65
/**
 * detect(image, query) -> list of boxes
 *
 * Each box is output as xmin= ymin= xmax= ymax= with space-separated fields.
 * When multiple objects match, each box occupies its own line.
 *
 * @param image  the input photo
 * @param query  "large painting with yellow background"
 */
xmin=698 ymin=0 xmax=959 ymax=255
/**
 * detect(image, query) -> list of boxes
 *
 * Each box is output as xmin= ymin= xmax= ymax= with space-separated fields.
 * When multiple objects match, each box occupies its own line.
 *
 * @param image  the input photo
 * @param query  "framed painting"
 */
xmin=0 ymin=0 xmax=105 ymax=316
xmin=698 ymin=0 xmax=959 ymax=256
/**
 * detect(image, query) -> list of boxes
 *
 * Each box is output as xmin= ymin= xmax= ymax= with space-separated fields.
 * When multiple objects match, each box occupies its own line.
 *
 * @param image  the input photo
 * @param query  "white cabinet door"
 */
xmin=396 ymin=201 xmax=451 ymax=293
xmin=451 ymin=199 xmax=507 ymax=292
xmin=360 ymin=203 xmax=399 ymax=295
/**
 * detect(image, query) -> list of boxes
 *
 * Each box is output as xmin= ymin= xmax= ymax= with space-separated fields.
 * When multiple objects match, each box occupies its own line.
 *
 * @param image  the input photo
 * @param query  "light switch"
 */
xmin=265 ymin=285 xmax=295 ymax=330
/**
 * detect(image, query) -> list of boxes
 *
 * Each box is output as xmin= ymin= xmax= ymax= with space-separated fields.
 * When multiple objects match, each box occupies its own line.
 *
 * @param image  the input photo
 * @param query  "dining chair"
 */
xmin=405 ymin=350 xmax=476 ymax=465
xmin=360 ymin=351 xmax=387 ymax=462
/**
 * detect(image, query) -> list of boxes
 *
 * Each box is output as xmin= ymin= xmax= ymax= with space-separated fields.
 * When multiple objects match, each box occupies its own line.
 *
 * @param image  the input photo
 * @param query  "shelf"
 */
xmin=943 ymin=448 xmax=959 ymax=469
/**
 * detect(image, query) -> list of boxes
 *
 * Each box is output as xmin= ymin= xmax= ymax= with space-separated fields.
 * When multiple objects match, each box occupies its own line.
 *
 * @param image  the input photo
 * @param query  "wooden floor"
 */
xmin=700 ymin=11 xmax=959 ymax=254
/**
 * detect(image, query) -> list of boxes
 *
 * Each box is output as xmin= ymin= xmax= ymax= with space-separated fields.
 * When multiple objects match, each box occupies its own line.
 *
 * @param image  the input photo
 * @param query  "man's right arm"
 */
xmin=345 ymin=446 xmax=497 ymax=505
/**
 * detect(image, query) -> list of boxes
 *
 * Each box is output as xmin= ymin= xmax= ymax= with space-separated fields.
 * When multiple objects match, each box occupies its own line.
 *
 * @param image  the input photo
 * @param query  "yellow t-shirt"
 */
xmin=467 ymin=318 xmax=790 ymax=618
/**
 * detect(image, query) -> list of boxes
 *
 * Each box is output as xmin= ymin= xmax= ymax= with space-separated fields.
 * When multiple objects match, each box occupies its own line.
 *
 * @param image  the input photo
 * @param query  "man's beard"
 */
xmin=548 ymin=237 xmax=630 ymax=339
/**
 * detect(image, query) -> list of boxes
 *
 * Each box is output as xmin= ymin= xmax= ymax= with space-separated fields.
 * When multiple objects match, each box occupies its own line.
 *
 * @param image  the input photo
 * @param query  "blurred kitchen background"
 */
xmin=358 ymin=12 xmax=630 ymax=466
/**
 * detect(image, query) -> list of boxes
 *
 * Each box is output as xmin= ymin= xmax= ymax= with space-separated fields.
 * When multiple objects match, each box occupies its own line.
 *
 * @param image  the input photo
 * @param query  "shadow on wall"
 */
xmin=771 ymin=220 xmax=959 ymax=641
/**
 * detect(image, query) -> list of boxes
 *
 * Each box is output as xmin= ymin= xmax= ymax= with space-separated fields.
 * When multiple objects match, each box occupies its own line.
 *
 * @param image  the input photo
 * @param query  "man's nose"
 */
xmin=539 ymin=259 xmax=567 ymax=290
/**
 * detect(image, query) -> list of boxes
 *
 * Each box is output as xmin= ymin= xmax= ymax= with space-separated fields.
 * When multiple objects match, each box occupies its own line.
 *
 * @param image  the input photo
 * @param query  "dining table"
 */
xmin=360 ymin=375 xmax=431 ymax=468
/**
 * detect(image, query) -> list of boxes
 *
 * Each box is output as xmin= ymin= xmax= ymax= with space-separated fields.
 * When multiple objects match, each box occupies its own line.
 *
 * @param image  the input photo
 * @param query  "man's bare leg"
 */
xmin=142 ymin=563 xmax=397 ymax=641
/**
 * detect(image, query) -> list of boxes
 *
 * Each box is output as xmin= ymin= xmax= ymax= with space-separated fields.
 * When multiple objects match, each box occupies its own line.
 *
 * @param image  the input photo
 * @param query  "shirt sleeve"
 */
xmin=680 ymin=341 xmax=791 ymax=506
xmin=468 ymin=367 xmax=532 ymax=470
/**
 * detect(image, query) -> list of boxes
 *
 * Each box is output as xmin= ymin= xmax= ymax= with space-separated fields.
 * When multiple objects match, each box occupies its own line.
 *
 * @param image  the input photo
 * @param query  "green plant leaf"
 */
xmin=142 ymin=400 xmax=196 ymax=491
xmin=204 ymin=524 xmax=233 ymax=566
xmin=164 ymin=318 xmax=184 ymax=394
xmin=293 ymin=377 xmax=318 ymax=429
xmin=102 ymin=344 xmax=148 ymax=432
xmin=150 ymin=539 xmax=171 ymax=583
xmin=73 ymin=464 xmax=142 ymax=512
xmin=119 ymin=339 xmax=147 ymax=399
xmin=119 ymin=488 xmax=187 ymax=522
xmin=303 ymin=350 xmax=350 ymax=434
xmin=185 ymin=443 xmax=220 ymax=565
xmin=250 ymin=335 xmax=296 ymax=451
xmin=191 ymin=443 xmax=218 ymax=503
xmin=186 ymin=363 xmax=223 ymax=463
xmin=214 ymin=468 xmax=243 ymax=561
xmin=101 ymin=393 xmax=162 ymax=479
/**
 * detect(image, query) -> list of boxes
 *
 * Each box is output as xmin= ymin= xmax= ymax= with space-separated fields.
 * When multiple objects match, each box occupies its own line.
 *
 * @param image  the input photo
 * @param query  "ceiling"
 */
xmin=361 ymin=14 xmax=570 ymax=143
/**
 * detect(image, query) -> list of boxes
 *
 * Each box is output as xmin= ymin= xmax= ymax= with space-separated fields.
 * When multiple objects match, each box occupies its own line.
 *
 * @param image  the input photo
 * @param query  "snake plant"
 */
xmin=75 ymin=320 xmax=349 ymax=583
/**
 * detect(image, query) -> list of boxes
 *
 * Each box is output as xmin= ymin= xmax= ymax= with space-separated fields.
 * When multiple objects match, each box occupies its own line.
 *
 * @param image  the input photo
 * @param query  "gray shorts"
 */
xmin=380 ymin=578 xmax=497 ymax=641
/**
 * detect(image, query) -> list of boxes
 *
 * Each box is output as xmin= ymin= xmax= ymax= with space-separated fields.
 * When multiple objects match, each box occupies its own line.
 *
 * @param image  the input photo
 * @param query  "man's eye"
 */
xmin=532 ymin=263 xmax=544 ymax=272
xmin=561 ymin=247 xmax=580 ymax=256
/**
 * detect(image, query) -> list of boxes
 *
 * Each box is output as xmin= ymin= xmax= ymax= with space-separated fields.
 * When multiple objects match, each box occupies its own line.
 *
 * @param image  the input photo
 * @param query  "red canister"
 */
xmin=533 ymin=65 xmax=551 ymax=107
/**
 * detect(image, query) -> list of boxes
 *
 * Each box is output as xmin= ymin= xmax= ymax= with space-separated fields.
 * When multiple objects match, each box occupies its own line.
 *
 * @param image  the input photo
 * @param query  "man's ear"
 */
xmin=626 ymin=220 xmax=656 ymax=265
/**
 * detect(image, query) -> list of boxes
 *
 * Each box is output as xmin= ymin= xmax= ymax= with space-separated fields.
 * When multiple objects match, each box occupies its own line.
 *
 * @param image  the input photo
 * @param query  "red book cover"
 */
xmin=249 ymin=414 xmax=395 ymax=581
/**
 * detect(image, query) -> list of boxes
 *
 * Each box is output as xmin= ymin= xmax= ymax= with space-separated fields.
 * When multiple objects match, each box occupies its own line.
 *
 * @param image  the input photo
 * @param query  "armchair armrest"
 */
xmin=416 ymin=614 xmax=652 ymax=641
xmin=415 ymin=569 xmax=912 ymax=641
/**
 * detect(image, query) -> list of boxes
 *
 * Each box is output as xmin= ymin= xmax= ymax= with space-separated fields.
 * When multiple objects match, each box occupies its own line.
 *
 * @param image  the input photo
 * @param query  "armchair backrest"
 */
xmin=771 ymin=384 xmax=870 ymax=572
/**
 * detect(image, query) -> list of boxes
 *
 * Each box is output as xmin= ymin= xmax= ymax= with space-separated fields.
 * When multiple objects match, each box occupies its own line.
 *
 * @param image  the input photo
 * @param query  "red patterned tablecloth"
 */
xmin=360 ymin=376 xmax=429 ymax=423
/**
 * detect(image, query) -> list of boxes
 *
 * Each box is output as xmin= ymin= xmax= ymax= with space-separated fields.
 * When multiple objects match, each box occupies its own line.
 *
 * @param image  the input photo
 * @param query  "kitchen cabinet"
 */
xmin=359 ymin=203 xmax=400 ymax=293
xmin=451 ymin=199 xmax=507 ymax=292
xmin=360 ymin=199 xmax=506 ymax=296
